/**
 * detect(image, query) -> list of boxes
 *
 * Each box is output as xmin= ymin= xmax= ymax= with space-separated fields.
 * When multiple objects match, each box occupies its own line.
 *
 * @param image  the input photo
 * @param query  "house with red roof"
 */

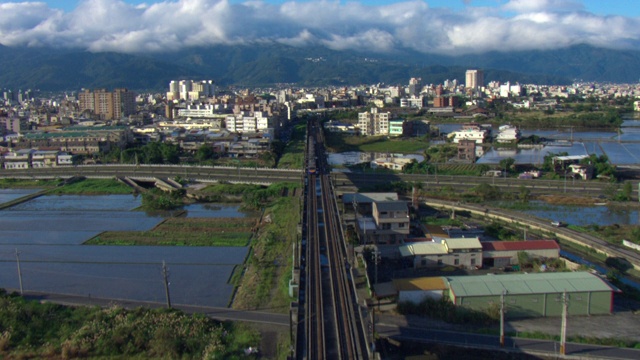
xmin=482 ymin=240 xmax=560 ymax=268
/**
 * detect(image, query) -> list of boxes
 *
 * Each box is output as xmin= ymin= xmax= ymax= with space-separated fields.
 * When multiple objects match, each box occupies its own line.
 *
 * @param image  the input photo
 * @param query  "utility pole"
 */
xmin=373 ymin=249 xmax=378 ymax=287
xmin=560 ymin=290 xmax=568 ymax=355
xmin=500 ymin=290 xmax=506 ymax=347
xmin=15 ymin=248 xmax=23 ymax=295
xmin=162 ymin=261 xmax=172 ymax=309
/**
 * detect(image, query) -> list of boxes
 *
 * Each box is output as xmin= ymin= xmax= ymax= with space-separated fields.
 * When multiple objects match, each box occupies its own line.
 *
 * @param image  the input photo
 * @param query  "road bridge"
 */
xmin=3 ymin=164 xmax=637 ymax=199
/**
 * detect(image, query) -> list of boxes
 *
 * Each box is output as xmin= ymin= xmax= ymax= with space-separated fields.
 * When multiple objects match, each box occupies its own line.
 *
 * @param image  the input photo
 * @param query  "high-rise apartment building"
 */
xmin=358 ymin=107 xmax=390 ymax=136
xmin=408 ymin=77 xmax=422 ymax=96
xmin=79 ymin=88 xmax=136 ymax=120
xmin=167 ymin=80 xmax=215 ymax=101
xmin=465 ymin=69 xmax=484 ymax=91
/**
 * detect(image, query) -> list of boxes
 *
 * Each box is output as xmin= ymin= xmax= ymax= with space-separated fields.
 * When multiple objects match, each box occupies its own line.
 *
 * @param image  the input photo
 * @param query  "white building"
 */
xmin=225 ymin=112 xmax=272 ymax=134
xmin=495 ymin=125 xmax=521 ymax=143
xmin=370 ymin=156 xmax=414 ymax=171
xmin=324 ymin=120 xmax=357 ymax=134
xmin=399 ymin=237 xmax=483 ymax=269
xmin=177 ymin=104 xmax=217 ymax=118
xmin=167 ymin=80 xmax=215 ymax=101
xmin=465 ymin=69 xmax=484 ymax=91
xmin=358 ymin=107 xmax=390 ymax=136
xmin=400 ymin=96 xmax=426 ymax=108
xmin=448 ymin=128 xmax=488 ymax=144
xmin=31 ymin=150 xmax=59 ymax=168
xmin=2 ymin=149 xmax=33 ymax=169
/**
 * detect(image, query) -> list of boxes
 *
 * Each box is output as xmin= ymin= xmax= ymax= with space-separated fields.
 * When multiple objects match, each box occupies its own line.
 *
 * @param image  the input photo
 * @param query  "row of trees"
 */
xmin=94 ymin=140 xmax=282 ymax=168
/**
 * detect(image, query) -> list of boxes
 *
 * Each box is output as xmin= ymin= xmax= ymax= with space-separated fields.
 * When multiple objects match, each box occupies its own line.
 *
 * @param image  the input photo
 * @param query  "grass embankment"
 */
xmin=197 ymin=183 xmax=263 ymax=202
xmin=85 ymin=218 xmax=257 ymax=246
xmin=0 ymin=178 xmax=133 ymax=195
xmin=232 ymin=195 xmax=300 ymax=313
xmin=0 ymin=289 xmax=260 ymax=359
xmin=0 ymin=178 xmax=61 ymax=188
xmin=277 ymin=122 xmax=306 ymax=169
xmin=50 ymin=178 xmax=133 ymax=195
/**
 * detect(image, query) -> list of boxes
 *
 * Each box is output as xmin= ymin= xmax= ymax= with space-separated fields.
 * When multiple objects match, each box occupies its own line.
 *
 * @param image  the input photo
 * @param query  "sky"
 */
xmin=0 ymin=0 xmax=639 ymax=55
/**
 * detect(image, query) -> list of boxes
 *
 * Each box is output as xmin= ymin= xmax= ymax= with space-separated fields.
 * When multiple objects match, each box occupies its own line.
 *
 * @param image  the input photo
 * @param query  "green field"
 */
xmin=0 ymin=178 xmax=61 ymax=188
xmin=85 ymin=217 xmax=256 ymax=246
xmin=326 ymin=133 xmax=427 ymax=153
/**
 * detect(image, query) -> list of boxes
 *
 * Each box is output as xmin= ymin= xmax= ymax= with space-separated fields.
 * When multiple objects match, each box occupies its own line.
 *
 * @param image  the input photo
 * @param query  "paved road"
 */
xmin=16 ymin=290 xmax=289 ymax=327
xmin=377 ymin=322 xmax=640 ymax=359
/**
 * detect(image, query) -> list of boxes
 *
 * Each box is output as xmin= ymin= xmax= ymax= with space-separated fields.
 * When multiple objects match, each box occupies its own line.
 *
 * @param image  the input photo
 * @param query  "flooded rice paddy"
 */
xmin=0 ymin=191 xmax=251 ymax=307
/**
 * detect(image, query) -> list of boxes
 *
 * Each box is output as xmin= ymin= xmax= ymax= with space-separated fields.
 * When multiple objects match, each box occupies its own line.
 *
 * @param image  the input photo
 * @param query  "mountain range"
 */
xmin=1 ymin=44 xmax=639 ymax=91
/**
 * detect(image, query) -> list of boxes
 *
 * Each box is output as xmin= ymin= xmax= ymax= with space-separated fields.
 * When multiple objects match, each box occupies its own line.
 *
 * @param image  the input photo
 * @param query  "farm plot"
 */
xmin=85 ymin=217 xmax=257 ymax=246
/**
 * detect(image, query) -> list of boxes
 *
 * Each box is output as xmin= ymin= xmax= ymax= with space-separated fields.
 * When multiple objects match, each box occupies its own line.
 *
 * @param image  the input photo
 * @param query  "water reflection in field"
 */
xmin=0 ymin=191 xmax=249 ymax=307
xmin=513 ymin=201 xmax=640 ymax=227
xmin=0 ymin=188 xmax=40 ymax=204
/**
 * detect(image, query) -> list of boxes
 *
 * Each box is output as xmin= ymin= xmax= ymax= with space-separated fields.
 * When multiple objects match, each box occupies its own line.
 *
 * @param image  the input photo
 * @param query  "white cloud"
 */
xmin=0 ymin=0 xmax=638 ymax=55
xmin=502 ymin=0 xmax=584 ymax=13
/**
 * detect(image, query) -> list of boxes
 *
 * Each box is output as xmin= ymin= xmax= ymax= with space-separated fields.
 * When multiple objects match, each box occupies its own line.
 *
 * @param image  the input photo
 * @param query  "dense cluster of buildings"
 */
xmin=2 ymin=73 xmax=640 ymax=168
xmin=339 ymin=191 xmax=620 ymax=318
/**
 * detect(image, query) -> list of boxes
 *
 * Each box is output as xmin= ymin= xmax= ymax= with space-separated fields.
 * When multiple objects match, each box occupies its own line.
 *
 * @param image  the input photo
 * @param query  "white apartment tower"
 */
xmin=358 ymin=107 xmax=390 ymax=136
xmin=167 ymin=80 xmax=215 ymax=101
xmin=465 ymin=69 xmax=484 ymax=91
xmin=408 ymin=77 xmax=422 ymax=96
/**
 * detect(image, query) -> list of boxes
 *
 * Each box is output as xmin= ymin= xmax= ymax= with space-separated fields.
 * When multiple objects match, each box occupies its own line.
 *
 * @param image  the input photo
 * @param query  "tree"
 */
xmin=472 ymin=183 xmax=501 ymax=201
xmin=160 ymin=143 xmax=180 ymax=164
xmin=499 ymin=157 xmax=515 ymax=174
xmin=195 ymin=145 xmax=215 ymax=162
xmin=615 ymin=182 xmax=633 ymax=201
xmin=142 ymin=142 xmax=163 ymax=164
xmin=518 ymin=185 xmax=531 ymax=203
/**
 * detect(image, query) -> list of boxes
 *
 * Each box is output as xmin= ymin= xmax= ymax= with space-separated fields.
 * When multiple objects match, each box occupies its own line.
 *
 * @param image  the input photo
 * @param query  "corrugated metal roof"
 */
xmin=342 ymin=192 xmax=398 ymax=204
xmin=398 ymin=242 xmax=447 ymax=256
xmin=482 ymin=240 xmax=560 ymax=251
xmin=394 ymin=277 xmax=448 ymax=291
xmin=374 ymin=201 xmax=409 ymax=211
xmin=446 ymin=272 xmax=619 ymax=297
xmin=444 ymin=237 xmax=482 ymax=250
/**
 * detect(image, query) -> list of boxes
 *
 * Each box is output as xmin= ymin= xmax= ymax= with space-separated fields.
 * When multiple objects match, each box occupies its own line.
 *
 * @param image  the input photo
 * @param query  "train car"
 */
xmin=307 ymin=135 xmax=317 ymax=175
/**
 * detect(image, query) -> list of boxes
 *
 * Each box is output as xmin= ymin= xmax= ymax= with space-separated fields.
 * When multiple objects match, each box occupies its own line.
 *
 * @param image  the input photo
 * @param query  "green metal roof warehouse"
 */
xmin=445 ymin=272 xmax=620 ymax=318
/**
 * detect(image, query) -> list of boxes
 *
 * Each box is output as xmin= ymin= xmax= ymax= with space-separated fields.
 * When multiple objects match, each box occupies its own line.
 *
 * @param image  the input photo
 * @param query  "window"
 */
xmin=470 ymin=259 xmax=476 ymax=265
xmin=437 ymin=259 xmax=443 ymax=265
xmin=454 ymin=259 xmax=460 ymax=265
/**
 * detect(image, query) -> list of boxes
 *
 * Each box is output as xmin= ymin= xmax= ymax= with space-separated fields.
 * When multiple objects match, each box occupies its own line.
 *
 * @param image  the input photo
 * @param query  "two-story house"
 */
xmin=399 ymin=237 xmax=483 ymax=269
xmin=370 ymin=201 xmax=410 ymax=245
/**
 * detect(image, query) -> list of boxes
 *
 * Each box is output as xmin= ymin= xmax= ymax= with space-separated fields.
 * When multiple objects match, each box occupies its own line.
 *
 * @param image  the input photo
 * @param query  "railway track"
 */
xmin=299 ymin=119 xmax=369 ymax=359
xmin=305 ymin=173 xmax=325 ymax=360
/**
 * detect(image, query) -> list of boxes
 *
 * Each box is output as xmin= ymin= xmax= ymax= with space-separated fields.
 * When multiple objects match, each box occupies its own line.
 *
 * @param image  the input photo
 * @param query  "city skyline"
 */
xmin=0 ymin=0 xmax=639 ymax=55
